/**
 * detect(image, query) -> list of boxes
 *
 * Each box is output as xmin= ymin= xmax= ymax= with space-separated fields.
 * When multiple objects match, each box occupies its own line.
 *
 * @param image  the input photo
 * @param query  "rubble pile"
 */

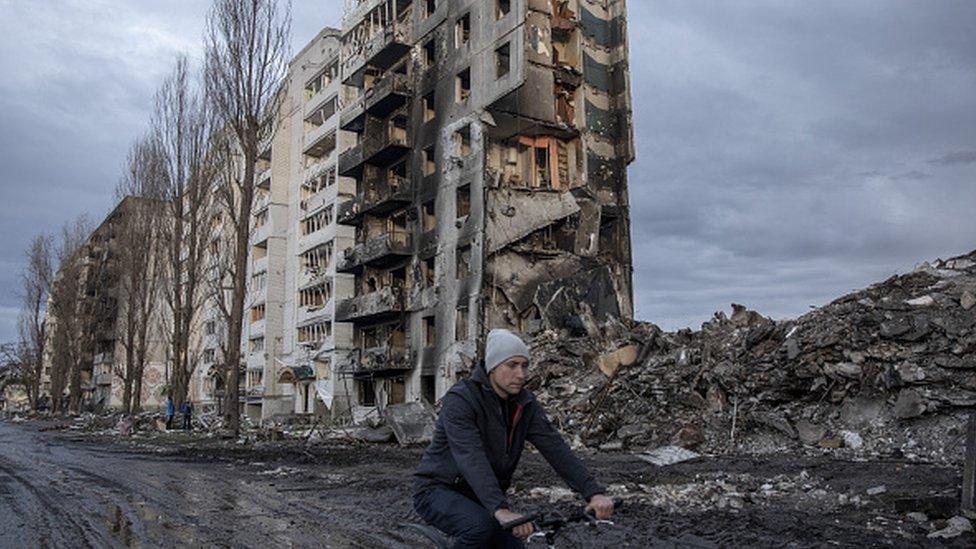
xmin=530 ymin=250 xmax=976 ymax=462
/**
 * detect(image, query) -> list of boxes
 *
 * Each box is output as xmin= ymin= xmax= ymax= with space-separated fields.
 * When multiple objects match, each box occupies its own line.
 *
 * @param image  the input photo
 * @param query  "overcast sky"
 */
xmin=0 ymin=1 xmax=974 ymax=343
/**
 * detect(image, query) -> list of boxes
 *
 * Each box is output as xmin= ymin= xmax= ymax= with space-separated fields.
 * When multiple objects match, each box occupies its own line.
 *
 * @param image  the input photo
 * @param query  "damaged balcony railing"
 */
xmin=337 ymin=174 xmax=412 ymax=224
xmin=337 ymin=231 xmax=412 ymax=273
xmin=341 ymin=0 xmax=413 ymax=83
xmin=335 ymin=285 xmax=406 ymax=323
xmin=338 ymin=113 xmax=411 ymax=177
xmin=337 ymin=344 xmax=412 ymax=375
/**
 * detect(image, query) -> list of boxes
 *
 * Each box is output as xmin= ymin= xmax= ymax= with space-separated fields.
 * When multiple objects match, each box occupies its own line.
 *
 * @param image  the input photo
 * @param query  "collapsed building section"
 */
xmin=334 ymin=0 xmax=635 ymax=410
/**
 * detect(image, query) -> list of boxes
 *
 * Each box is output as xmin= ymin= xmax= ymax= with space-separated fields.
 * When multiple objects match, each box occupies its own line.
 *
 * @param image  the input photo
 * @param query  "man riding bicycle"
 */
xmin=413 ymin=329 xmax=615 ymax=547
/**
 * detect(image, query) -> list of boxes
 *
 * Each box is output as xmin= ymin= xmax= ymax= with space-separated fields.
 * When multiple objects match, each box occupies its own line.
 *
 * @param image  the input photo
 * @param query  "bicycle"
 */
xmin=403 ymin=499 xmax=623 ymax=548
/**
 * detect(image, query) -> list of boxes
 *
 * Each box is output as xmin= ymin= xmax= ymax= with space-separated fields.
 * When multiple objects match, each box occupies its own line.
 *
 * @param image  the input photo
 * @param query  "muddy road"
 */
xmin=0 ymin=420 xmax=970 ymax=548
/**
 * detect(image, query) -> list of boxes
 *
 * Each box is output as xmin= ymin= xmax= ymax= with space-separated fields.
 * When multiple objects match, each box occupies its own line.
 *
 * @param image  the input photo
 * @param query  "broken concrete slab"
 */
xmin=796 ymin=420 xmax=827 ymax=445
xmin=381 ymin=402 xmax=436 ymax=446
xmin=962 ymin=291 xmax=976 ymax=311
xmin=893 ymin=389 xmax=926 ymax=419
xmin=927 ymin=516 xmax=973 ymax=539
xmin=596 ymin=344 xmax=639 ymax=377
xmin=485 ymin=188 xmax=580 ymax=254
xmin=635 ymin=445 xmax=701 ymax=466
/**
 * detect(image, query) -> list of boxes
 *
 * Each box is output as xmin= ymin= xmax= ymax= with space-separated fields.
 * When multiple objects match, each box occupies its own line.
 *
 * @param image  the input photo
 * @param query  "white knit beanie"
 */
xmin=485 ymin=329 xmax=530 ymax=374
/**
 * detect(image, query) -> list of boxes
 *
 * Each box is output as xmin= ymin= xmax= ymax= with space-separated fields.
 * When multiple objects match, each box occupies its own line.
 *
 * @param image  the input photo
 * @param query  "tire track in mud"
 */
xmin=0 ymin=456 xmax=113 ymax=548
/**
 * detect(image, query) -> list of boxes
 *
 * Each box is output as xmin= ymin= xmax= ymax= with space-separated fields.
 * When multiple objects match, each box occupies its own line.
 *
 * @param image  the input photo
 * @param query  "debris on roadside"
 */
xmin=529 ymin=249 xmax=976 ymax=463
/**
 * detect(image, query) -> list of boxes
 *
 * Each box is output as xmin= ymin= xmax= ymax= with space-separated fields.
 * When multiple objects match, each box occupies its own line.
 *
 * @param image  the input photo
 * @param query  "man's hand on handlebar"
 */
xmin=586 ymin=494 xmax=615 ymax=520
xmin=495 ymin=508 xmax=534 ymax=539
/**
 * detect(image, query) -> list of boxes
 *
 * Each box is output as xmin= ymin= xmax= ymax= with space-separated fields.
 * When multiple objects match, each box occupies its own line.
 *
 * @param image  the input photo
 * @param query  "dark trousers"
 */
xmin=182 ymin=413 xmax=191 ymax=430
xmin=414 ymin=485 xmax=524 ymax=549
xmin=166 ymin=414 xmax=174 ymax=430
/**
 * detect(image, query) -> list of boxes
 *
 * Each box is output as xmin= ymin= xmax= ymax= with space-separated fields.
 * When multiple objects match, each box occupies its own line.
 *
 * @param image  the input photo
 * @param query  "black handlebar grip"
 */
xmin=501 ymin=514 xmax=538 ymax=531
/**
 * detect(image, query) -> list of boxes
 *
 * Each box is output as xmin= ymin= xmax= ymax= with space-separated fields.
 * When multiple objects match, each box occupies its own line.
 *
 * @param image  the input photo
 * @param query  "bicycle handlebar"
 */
xmin=500 ymin=498 xmax=623 ymax=531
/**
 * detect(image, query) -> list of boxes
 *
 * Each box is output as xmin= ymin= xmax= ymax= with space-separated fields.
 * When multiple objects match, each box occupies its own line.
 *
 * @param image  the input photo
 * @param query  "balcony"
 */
xmin=337 ymin=232 xmax=412 ymax=273
xmin=338 ymin=115 xmax=411 ymax=177
xmin=337 ymin=345 xmax=411 ymax=375
xmin=303 ymin=125 xmax=337 ymax=159
xmin=367 ymin=72 xmax=411 ymax=117
xmin=94 ymin=372 xmax=113 ymax=386
xmin=93 ymin=352 xmax=114 ymax=365
xmin=342 ymin=11 xmax=413 ymax=83
xmin=245 ymin=386 xmax=265 ymax=404
xmin=336 ymin=286 xmax=405 ymax=323
xmin=337 ymin=175 xmax=412 ymax=225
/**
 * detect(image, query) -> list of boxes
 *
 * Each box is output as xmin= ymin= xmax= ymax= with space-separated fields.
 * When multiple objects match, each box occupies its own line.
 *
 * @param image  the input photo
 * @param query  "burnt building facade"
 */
xmin=330 ymin=0 xmax=634 ymax=412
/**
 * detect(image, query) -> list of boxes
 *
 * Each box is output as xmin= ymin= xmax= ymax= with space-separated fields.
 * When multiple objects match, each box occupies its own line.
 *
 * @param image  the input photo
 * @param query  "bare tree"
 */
xmin=154 ymin=56 xmax=215 ymax=411
xmin=17 ymin=233 xmax=54 ymax=410
xmin=47 ymin=215 xmax=94 ymax=414
xmin=113 ymin=134 xmax=168 ymax=414
xmin=204 ymin=0 xmax=291 ymax=433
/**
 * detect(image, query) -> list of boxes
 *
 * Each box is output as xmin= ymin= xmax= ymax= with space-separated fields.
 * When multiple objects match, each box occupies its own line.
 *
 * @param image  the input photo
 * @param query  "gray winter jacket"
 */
xmin=413 ymin=363 xmax=604 ymax=511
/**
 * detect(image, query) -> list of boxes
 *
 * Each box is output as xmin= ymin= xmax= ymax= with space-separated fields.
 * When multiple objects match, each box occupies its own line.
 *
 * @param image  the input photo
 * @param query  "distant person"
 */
xmin=181 ymin=400 xmax=192 ymax=430
xmin=413 ymin=329 xmax=614 ymax=548
xmin=165 ymin=396 xmax=175 ymax=430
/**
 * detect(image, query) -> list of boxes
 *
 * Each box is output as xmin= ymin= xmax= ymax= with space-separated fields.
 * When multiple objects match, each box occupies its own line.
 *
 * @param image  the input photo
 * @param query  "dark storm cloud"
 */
xmin=0 ymin=1 xmax=974 ymax=341
xmin=928 ymin=150 xmax=976 ymax=166
xmin=627 ymin=0 xmax=976 ymax=329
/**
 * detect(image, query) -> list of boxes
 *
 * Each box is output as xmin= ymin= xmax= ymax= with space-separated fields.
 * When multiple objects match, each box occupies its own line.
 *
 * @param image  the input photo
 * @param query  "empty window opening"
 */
xmin=456 ymin=245 xmax=471 ymax=279
xmin=422 ymin=200 xmax=437 ymax=232
xmin=423 ymin=0 xmax=436 ymax=18
xmin=300 ymin=241 xmax=333 ymax=276
xmin=297 ymin=321 xmax=331 ymax=346
xmin=422 ymin=40 xmax=436 ymax=70
xmin=357 ymin=378 xmax=376 ymax=406
xmin=423 ymin=256 xmax=436 ymax=287
xmin=496 ymin=43 xmax=511 ymax=78
xmin=301 ymin=207 xmax=334 ymax=235
xmin=299 ymin=281 xmax=332 ymax=309
xmin=456 ymin=184 xmax=471 ymax=219
xmin=250 ymin=304 xmax=266 ymax=322
xmin=424 ymin=316 xmax=436 ymax=347
xmin=455 ymin=68 xmax=471 ymax=104
xmin=421 ymin=374 xmax=436 ymax=404
xmin=455 ymin=305 xmax=469 ymax=341
xmin=391 ymin=115 xmax=408 ymax=142
xmin=496 ymin=0 xmax=511 ymax=19
xmin=423 ymin=92 xmax=436 ymax=122
xmin=455 ymin=125 xmax=472 ymax=157
xmin=455 ymin=13 xmax=471 ymax=48
xmin=249 ymin=337 xmax=265 ymax=353
xmin=423 ymin=146 xmax=437 ymax=176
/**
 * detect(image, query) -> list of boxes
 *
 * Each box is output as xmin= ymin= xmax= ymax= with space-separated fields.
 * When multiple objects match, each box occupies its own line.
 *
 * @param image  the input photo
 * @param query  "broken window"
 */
xmin=456 ymin=305 xmax=469 ymax=341
xmin=496 ymin=0 xmax=511 ymax=19
xmin=249 ymin=337 xmax=265 ymax=353
xmin=456 ymin=245 xmax=471 ymax=279
xmin=205 ymin=320 xmax=216 ymax=335
xmin=250 ymin=304 xmax=266 ymax=322
xmin=204 ymin=349 xmax=216 ymax=364
xmin=455 ymin=125 xmax=472 ymax=157
xmin=422 ymin=40 xmax=436 ymax=70
xmin=298 ymin=321 xmax=331 ymax=346
xmin=423 ymin=256 xmax=435 ymax=287
xmin=251 ymin=271 xmax=267 ymax=291
xmin=422 ymin=200 xmax=437 ymax=232
xmin=357 ymin=378 xmax=376 ymax=406
xmin=455 ymin=68 xmax=471 ymax=104
xmin=456 ymin=184 xmax=471 ymax=219
xmin=301 ymin=167 xmax=336 ymax=204
xmin=299 ymin=281 xmax=332 ymax=308
xmin=389 ymin=378 xmax=407 ymax=405
xmin=455 ymin=13 xmax=471 ymax=49
xmin=301 ymin=206 xmax=333 ymax=236
xmin=422 ymin=0 xmax=436 ymax=18
xmin=424 ymin=316 xmax=436 ymax=347
xmin=496 ymin=43 xmax=511 ymax=78
xmin=390 ymin=115 xmax=408 ymax=143
xmin=421 ymin=374 xmax=436 ymax=404
xmin=299 ymin=241 xmax=333 ymax=276
xmin=423 ymin=146 xmax=437 ymax=176
xmin=423 ymin=91 xmax=436 ymax=122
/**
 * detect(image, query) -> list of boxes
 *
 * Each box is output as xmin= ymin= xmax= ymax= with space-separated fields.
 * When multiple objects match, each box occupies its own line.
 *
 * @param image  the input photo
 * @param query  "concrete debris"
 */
xmin=927 ymin=516 xmax=973 ymax=539
xmin=528 ymin=249 xmax=976 ymax=462
xmin=635 ymin=446 xmax=701 ymax=466
xmin=381 ymin=401 xmax=436 ymax=446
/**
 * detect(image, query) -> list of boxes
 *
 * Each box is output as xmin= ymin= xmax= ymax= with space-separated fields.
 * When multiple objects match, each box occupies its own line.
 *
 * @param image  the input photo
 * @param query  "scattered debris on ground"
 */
xmin=529 ymin=250 xmax=976 ymax=464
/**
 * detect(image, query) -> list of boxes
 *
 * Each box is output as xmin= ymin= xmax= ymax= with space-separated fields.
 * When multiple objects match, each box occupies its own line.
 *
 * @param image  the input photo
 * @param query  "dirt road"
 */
xmin=0 ymin=420 xmax=969 ymax=548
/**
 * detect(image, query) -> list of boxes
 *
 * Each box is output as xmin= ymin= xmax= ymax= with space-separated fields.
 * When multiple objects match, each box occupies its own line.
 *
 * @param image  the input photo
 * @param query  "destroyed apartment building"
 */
xmin=41 ymin=197 xmax=169 ymax=413
xmin=330 ymin=0 xmax=634 ymax=414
